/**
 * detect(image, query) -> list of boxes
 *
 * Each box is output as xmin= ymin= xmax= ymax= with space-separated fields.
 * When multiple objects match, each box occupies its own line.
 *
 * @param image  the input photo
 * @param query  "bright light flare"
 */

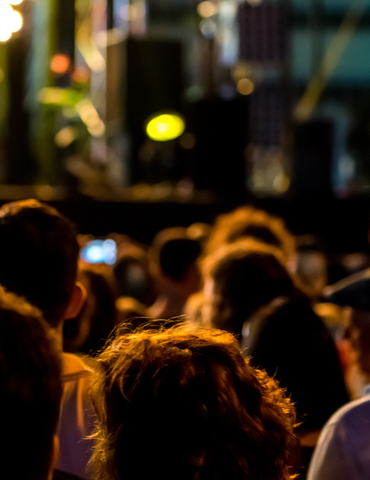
xmin=0 ymin=2 xmax=12 ymax=16
xmin=0 ymin=27 xmax=12 ymax=42
xmin=0 ymin=2 xmax=23 ymax=41
xmin=81 ymin=240 xmax=117 ymax=265
xmin=9 ymin=0 xmax=23 ymax=5
xmin=10 ymin=9 xmax=22 ymax=32
xmin=146 ymin=113 xmax=186 ymax=142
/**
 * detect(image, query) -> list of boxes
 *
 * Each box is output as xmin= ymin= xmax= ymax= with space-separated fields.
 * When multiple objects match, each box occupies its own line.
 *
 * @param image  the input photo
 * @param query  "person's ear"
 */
xmin=64 ymin=281 xmax=87 ymax=320
xmin=47 ymin=435 xmax=59 ymax=480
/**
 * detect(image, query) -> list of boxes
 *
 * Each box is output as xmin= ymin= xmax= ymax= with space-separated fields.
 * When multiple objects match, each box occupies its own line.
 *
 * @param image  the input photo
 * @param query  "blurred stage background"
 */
xmin=1 ymin=0 xmax=370 ymax=251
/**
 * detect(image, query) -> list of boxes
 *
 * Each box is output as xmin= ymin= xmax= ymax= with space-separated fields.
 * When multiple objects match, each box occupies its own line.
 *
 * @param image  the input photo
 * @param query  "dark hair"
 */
xmin=0 ymin=285 xmax=62 ymax=480
xmin=150 ymin=227 xmax=201 ymax=281
xmin=206 ymin=206 xmax=295 ymax=268
xmin=89 ymin=325 xmax=299 ymax=480
xmin=112 ymin=243 xmax=153 ymax=305
xmin=0 ymin=199 xmax=80 ymax=327
xmin=202 ymin=239 xmax=297 ymax=336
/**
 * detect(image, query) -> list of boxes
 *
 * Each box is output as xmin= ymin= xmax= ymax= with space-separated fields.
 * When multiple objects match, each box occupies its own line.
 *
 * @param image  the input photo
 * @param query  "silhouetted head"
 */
xmin=151 ymin=227 xmax=202 ymax=281
xmin=0 ymin=285 xmax=62 ymax=480
xmin=89 ymin=325 xmax=299 ymax=480
xmin=202 ymin=239 xmax=296 ymax=336
xmin=112 ymin=243 xmax=153 ymax=304
xmin=0 ymin=199 xmax=80 ymax=327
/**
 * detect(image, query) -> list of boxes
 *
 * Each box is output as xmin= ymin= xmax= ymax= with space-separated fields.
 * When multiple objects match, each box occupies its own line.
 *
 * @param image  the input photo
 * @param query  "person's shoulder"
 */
xmin=307 ymin=396 xmax=370 ymax=480
xmin=61 ymin=352 xmax=94 ymax=382
xmin=325 ymin=395 xmax=370 ymax=431
xmin=263 ymin=296 xmax=321 ymax=330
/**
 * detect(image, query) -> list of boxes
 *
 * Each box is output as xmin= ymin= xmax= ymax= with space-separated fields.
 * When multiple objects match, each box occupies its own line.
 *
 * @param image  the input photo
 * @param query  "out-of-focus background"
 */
xmin=1 ymin=0 xmax=370 ymax=250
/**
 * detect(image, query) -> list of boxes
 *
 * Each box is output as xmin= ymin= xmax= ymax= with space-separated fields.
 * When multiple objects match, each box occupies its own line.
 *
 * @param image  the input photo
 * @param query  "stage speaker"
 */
xmin=290 ymin=119 xmax=334 ymax=197
xmin=190 ymin=97 xmax=249 ymax=198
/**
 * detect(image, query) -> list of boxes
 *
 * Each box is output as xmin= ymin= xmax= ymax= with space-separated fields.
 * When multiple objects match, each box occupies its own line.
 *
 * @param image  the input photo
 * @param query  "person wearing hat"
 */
xmin=307 ymin=269 xmax=370 ymax=480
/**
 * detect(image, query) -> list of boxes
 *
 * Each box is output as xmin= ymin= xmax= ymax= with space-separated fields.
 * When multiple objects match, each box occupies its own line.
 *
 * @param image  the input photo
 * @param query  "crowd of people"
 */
xmin=1 ymin=198 xmax=370 ymax=480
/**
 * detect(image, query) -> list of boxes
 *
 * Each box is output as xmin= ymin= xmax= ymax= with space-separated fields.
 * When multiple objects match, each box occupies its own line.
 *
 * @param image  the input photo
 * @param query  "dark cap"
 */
xmin=323 ymin=268 xmax=370 ymax=310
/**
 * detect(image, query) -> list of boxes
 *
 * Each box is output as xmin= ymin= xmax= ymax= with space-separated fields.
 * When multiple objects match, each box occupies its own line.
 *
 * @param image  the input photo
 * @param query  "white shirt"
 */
xmin=57 ymin=353 xmax=95 ymax=478
xmin=307 ymin=386 xmax=370 ymax=480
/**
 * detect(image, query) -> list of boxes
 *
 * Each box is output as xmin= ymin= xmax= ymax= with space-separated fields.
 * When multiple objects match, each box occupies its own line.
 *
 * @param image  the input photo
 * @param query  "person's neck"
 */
xmin=51 ymin=321 xmax=64 ymax=354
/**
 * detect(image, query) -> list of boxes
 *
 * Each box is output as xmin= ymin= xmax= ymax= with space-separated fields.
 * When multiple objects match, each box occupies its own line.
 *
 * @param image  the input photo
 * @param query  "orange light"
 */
xmin=197 ymin=1 xmax=217 ymax=17
xmin=72 ymin=67 xmax=90 ymax=83
xmin=237 ymin=78 xmax=254 ymax=95
xmin=51 ymin=54 xmax=71 ymax=75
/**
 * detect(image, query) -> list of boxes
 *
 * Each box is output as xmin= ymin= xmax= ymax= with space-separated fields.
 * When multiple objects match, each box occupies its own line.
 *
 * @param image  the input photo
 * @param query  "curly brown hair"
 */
xmin=89 ymin=325 xmax=300 ymax=480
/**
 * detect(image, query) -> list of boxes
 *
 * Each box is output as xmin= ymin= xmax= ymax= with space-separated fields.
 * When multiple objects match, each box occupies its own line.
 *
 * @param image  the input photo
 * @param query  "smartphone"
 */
xmin=80 ymin=239 xmax=117 ymax=265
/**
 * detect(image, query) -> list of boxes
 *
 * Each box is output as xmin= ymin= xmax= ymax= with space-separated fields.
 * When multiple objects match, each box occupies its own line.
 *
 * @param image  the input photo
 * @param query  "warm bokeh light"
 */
xmin=78 ymin=100 xmax=99 ymax=124
xmin=76 ymin=99 xmax=105 ymax=137
xmin=51 ymin=54 xmax=71 ymax=75
xmin=72 ymin=67 xmax=90 ymax=83
xmin=197 ymin=1 xmax=217 ymax=18
xmin=273 ymin=173 xmax=290 ymax=193
xmin=146 ymin=113 xmax=186 ymax=142
xmin=9 ymin=0 xmax=23 ymax=5
xmin=0 ymin=3 xmax=13 ymax=42
xmin=237 ymin=78 xmax=255 ymax=95
xmin=87 ymin=118 xmax=105 ymax=137
xmin=55 ymin=127 xmax=77 ymax=148
xmin=86 ymin=50 xmax=106 ymax=72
